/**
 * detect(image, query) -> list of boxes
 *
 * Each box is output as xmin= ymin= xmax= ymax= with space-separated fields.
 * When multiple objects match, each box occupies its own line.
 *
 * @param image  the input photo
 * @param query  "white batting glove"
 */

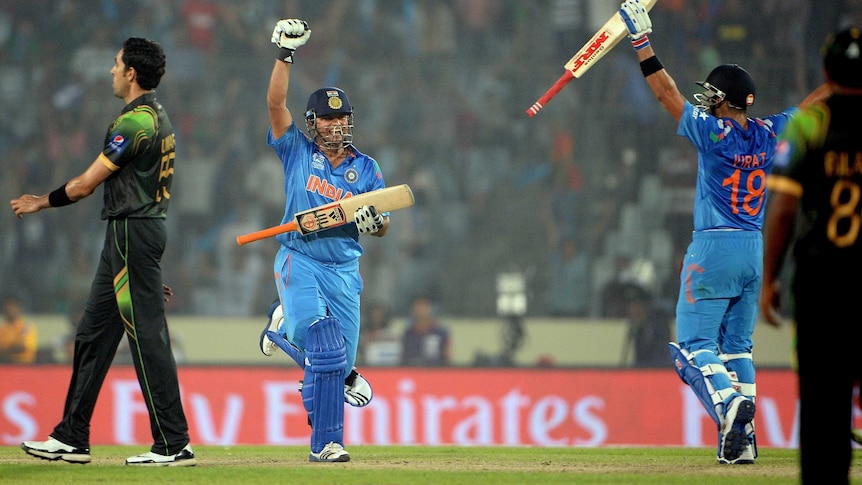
xmin=354 ymin=205 xmax=384 ymax=235
xmin=271 ymin=19 xmax=310 ymax=63
xmin=620 ymin=1 xmax=652 ymax=43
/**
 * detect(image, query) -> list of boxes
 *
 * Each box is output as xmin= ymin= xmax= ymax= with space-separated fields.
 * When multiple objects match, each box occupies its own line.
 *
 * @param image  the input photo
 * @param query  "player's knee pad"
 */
xmin=302 ymin=316 xmax=347 ymax=452
xmin=669 ymin=342 xmax=737 ymax=427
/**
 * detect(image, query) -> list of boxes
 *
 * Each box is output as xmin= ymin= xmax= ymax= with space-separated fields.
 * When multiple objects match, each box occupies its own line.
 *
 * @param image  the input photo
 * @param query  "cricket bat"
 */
xmin=526 ymin=0 xmax=658 ymax=117
xmin=236 ymin=184 xmax=415 ymax=245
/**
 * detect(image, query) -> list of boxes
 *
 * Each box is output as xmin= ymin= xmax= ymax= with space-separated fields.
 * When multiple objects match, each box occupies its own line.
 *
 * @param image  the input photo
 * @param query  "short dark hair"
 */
xmin=122 ymin=37 xmax=166 ymax=90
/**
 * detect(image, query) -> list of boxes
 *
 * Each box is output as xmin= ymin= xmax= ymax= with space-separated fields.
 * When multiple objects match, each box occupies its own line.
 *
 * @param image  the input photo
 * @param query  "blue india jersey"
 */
xmin=677 ymin=101 xmax=797 ymax=231
xmin=267 ymin=123 xmax=386 ymax=263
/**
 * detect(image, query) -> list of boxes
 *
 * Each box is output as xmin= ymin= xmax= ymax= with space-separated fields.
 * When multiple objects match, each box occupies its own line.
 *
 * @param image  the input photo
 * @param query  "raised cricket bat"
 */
xmin=526 ymin=0 xmax=658 ymax=117
xmin=236 ymin=184 xmax=415 ymax=245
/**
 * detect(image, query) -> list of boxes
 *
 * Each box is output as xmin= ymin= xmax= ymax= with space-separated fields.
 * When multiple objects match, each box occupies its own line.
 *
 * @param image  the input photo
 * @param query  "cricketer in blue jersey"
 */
xmin=259 ymin=19 xmax=389 ymax=463
xmin=620 ymin=0 xmax=830 ymax=466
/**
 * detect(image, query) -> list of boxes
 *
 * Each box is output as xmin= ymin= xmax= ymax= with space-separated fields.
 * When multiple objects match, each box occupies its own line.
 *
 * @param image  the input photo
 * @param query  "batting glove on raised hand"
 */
xmin=271 ymin=19 xmax=310 ymax=63
xmin=620 ymin=1 xmax=652 ymax=42
xmin=354 ymin=205 xmax=384 ymax=235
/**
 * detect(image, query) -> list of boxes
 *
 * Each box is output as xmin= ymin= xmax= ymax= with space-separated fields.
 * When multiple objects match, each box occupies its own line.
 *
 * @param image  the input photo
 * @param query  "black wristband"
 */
xmin=48 ymin=183 xmax=75 ymax=207
xmin=277 ymin=47 xmax=295 ymax=63
xmin=640 ymin=55 xmax=664 ymax=77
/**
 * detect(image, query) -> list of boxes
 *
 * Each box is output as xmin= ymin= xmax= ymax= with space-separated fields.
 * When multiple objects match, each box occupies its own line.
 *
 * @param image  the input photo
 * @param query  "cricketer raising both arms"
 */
xmin=617 ymin=0 xmax=831 ymax=466
xmin=257 ymin=18 xmax=392 ymax=463
xmin=11 ymin=37 xmax=196 ymax=467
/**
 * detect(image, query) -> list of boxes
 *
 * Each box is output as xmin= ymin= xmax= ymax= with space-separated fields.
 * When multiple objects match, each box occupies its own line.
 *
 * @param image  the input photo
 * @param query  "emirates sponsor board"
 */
xmin=1 ymin=366 xmax=854 ymax=447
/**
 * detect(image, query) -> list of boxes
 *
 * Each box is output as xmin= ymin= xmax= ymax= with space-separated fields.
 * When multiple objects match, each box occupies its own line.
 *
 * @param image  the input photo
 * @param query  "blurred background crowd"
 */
xmin=1 ymin=0 xmax=860 ymax=326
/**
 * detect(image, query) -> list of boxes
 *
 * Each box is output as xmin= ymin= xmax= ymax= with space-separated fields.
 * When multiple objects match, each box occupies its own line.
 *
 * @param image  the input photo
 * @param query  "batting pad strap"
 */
xmin=700 ymin=363 xmax=732 ymax=379
xmin=719 ymin=352 xmax=753 ymax=362
xmin=265 ymin=331 xmax=306 ymax=369
xmin=736 ymin=382 xmax=757 ymax=397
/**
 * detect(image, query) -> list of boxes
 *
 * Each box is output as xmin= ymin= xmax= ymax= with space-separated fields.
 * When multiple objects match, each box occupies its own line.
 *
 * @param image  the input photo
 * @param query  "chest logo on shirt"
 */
xmin=344 ymin=168 xmax=359 ymax=184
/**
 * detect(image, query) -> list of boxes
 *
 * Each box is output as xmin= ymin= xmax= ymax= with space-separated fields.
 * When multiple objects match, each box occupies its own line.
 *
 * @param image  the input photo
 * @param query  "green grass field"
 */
xmin=2 ymin=445 xmax=861 ymax=484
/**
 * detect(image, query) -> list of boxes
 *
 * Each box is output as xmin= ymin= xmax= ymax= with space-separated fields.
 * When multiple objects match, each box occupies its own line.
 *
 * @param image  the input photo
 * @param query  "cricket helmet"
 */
xmin=694 ymin=64 xmax=756 ymax=110
xmin=822 ymin=27 xmax=862 ymax=88
xmin=304 ymin=87 xmax=354 ymax=149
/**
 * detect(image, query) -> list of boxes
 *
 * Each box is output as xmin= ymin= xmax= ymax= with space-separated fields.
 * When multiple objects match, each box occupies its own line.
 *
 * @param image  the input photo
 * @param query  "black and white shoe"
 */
xmin=719 ymin=396 xmax=755 ymax=463
xmin=126 ymin=444 xmax=197 ymax=467
xmin=309 ymin=442 xmax=350 ymax=463
xmin=21 ymin=437 xmax=91 ymax=464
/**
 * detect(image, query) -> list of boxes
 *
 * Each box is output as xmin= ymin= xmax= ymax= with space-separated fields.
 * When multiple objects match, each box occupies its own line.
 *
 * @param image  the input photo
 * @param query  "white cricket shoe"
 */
xmin=309 ymin=442 xmax=350 ymax=463
xmin=718 ymin=396 xmax=755 ymax=463
xmin=126 ymin=444 xmax=197 ymax=467
xmin=21 ymin=436 xmax=91 ymax=464
xmin=344 ymin=368 xmax=373 ymax=407
xmin=260 ymin=303 xmax=284 ymax=357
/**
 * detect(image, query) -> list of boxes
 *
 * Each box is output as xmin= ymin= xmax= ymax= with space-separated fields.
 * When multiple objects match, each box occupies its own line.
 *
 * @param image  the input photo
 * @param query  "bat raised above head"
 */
xmin=526 ymin=0 xmax=658 ymax=117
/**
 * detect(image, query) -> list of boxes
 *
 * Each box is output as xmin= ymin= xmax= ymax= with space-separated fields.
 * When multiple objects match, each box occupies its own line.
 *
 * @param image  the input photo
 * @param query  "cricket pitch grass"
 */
xmin=2 ymin=445 xmax=862 ymax=484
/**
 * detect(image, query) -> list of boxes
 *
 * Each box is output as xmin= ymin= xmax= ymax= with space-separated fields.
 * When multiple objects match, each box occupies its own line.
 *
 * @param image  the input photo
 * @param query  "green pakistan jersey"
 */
xmin=100 ymin=92 xmax=175 ymax=219
xmin=769 ymin=94 xmax=862 ymax=266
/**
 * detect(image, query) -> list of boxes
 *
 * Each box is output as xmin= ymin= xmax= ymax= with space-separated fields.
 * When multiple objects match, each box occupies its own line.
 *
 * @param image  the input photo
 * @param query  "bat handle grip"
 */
xmin=236 ymin=221 xmax=298 ymax=246
xmin=526 ymin=70 xmax=575 ymax=117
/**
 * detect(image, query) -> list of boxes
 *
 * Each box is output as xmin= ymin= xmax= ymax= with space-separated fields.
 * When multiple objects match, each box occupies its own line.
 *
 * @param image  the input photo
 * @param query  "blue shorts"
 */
xmin=675 ymin=230 xmax=761 ymax=355
xmin=273 ymin=246 xmax=362 ymax=377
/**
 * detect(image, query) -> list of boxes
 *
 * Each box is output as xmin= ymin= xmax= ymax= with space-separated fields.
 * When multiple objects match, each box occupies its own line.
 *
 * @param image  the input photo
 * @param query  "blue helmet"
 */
xmin=305 ymin=87 xmax=352 ymax=119
xmin=304 ymin=87 xmax=354 ymax=149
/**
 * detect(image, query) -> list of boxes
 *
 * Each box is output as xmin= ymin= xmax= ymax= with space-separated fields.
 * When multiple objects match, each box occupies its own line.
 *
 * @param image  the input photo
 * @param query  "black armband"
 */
xmin=48 ymin=183 xmax=75 ymax=207
xmin=276 ymin=47 xmax=295 ymax=63
xmin=639 ymin=55 xmax=664 ymax=77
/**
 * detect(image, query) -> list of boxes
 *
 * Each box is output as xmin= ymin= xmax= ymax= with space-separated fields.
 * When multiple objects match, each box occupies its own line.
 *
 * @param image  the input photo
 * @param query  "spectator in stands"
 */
xmin=0 ymin=295 xmax=38 ymax=364
xmin=400 ymin=296 xmax=450 ymax=367
xmin=357 ymin=300 xmax=400 ymax=366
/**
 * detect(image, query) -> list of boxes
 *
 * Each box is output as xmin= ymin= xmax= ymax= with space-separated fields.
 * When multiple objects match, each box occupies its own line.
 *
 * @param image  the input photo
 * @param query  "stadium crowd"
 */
xmin=1 ymin=0 xmax=857 ymax=319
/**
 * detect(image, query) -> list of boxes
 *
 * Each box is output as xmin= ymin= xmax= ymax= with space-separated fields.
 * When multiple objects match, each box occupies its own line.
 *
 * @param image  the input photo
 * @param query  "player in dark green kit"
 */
xmin=11 ymin=37 xmax=195 ymax=467
xmin=760 ymin=27 xmax=862 ymax=484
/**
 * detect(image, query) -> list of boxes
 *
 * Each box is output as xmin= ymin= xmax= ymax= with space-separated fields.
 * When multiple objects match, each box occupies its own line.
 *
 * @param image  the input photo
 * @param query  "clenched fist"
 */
xmin=271 ymin=19 xmax=310 ymax=63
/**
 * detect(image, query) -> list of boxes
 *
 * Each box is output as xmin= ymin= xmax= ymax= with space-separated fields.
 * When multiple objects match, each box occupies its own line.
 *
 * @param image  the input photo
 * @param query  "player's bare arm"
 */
xmin=760 ymin=190 xmax=800 ymax=327
xmin=635 ymin=44 xmax=685 ymax=121
xmin=267 ymin=61 xmax=292 ymax=139
xmin=11 ymin=154 xmax=113 ymax=218
xmin=619 ymin=0 xmax=685 ymax=121
xmin=267 ymin=19 xmax=310 ymax=139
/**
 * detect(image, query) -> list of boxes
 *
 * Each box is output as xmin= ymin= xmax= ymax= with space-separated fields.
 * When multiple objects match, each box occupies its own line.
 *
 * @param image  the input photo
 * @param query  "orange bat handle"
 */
xmin=236 ymin=220 xmax=298 ymax=246
xmin=526 ymin=70 xmax=575 ymax=117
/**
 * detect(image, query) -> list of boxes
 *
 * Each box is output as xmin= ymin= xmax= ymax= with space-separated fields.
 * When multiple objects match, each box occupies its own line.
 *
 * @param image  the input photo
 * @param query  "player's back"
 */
xmin=692 ymin=116 xmax=781 ymax=232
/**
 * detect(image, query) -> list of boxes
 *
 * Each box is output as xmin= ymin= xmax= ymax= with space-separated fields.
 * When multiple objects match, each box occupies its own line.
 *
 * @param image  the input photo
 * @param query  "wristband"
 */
xmin=48 ymin=183 xmax=75 ymax=207
xmin=631 ymin=35 xmax=650 ymax=51
xmin=639 ymin=55 xmax=664 ymax=77
xmin=277 ymin=47 xmax=295 ymax=63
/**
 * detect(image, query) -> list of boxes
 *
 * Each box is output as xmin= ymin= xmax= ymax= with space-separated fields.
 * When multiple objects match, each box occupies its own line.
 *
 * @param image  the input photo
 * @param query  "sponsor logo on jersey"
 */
xmin=108 ymin=134 xmax=126 ymax=152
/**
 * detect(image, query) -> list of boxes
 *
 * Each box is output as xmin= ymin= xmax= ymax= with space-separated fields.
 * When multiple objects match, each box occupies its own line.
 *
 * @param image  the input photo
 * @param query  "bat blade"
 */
xmin=236 ymin=184 xmax=415 ymax=245
xmin=526 ymin=0 xmax=658 ymax=117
